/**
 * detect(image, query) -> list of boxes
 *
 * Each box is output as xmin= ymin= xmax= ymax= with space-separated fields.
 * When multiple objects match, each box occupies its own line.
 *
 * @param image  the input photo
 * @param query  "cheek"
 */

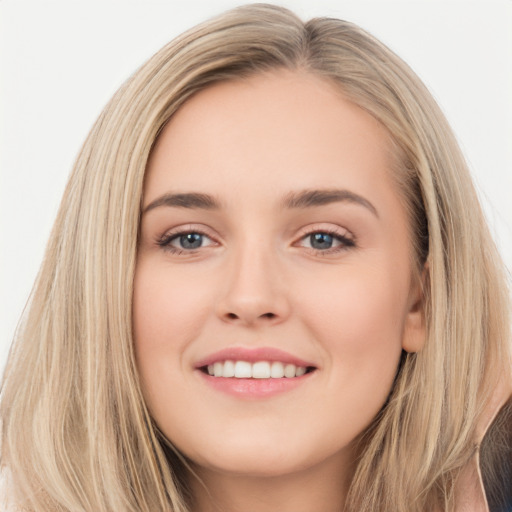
xmin=133 ymin=260 xmax=210 ymax=348
xmin=296 ymin=263 xmax=407 ymax=396
xmin=132 ymin=260 xmax=214 ymax=416
xmin=132 ymin=259 xmax=219 ymax=434
xmin=302 ymin=261 xmax=406 ymax=334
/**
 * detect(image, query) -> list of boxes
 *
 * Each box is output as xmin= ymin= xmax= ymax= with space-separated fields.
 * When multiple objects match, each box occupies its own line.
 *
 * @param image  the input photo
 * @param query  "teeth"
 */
xmin=234 ymin=361 xmax=252 ymax=378
xmin=284 ymin=363 xmax=296 ymax=378
xmin=252 ymin=361 xmax=271 ymax=379
xmin=205 ymin=360 xmax=309 ymax=378
xmin=295 ymin=366 xmax=306 ymax=377
xmin=213 ymin=362 xmax=223 ymax=377
xmin=270 ymin=361 xmax=285 ymax=378
xmin=223 ymin=360 xmax=235 ymax=377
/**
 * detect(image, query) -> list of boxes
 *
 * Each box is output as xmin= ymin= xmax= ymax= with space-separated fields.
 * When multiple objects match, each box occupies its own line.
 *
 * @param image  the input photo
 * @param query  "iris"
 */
xmin=179 ymin=233 xmax=203 ymax=249
xmin=310 ymin=233 xmax=334 ymax=250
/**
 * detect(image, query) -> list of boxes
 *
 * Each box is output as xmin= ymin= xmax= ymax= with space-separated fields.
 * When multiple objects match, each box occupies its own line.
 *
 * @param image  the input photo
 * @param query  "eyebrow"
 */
xmin=143 ymin=192 xmax=222 ymax=213
xmin=142 ymin=188 xmax=378 ymax=217
xmin=281 ymin=189 xmax=378 ymax=217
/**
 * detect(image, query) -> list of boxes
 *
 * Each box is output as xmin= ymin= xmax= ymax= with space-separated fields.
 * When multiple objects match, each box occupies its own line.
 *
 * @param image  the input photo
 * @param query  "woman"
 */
xmin=1 ymin=4 xmax=511 ymax=511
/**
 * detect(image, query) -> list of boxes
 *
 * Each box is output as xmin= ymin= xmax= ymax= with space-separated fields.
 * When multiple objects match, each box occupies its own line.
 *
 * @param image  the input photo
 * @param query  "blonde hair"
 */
xmin=1 ymin=4 xmax=510 ymax=511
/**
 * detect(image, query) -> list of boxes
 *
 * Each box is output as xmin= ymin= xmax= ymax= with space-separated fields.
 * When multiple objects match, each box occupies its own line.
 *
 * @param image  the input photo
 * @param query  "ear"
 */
xmin=401 ymin=263 xmax=428 ymax=353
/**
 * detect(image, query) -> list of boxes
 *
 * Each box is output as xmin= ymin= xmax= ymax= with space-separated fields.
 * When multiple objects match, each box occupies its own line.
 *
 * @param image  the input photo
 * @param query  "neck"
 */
xmin=187 ymin=451 xmax=353 ymax=512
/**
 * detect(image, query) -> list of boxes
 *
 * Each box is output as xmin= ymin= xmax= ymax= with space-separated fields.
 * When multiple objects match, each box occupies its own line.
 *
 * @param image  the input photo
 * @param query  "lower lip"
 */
xmin=197 ymin=371 xmax=315 ymax=398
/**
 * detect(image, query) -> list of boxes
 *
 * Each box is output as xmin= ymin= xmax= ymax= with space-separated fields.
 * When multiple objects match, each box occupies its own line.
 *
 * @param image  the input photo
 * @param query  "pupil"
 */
xmin=310 ymin=233 xmax=333 ymax=249
xmin=180 ymin=233 xmax=202 ymax=249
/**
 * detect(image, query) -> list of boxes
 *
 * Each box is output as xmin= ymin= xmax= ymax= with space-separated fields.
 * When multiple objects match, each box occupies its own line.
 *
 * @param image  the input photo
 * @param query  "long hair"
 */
xmin=1 ymin=4 xmax=510 ymax=511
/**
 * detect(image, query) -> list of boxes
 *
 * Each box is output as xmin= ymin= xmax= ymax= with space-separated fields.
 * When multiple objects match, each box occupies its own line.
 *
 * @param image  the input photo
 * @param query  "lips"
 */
xmin=194 ymin=347 xmax=317 ymax=398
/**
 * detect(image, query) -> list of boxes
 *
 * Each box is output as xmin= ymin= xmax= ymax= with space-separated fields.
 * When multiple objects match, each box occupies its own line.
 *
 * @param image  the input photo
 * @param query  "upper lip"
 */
xmin=194 ymin=346 xmax=316 ymax=369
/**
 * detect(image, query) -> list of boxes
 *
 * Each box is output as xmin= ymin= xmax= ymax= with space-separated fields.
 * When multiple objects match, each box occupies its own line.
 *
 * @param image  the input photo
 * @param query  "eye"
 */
xmin=298 ymin=229 xmax=355 ymax=254
xmin=309 ymin=232 xmax=336 ymax=250
xmin=157 ymin=229 xmax=216 ymax=254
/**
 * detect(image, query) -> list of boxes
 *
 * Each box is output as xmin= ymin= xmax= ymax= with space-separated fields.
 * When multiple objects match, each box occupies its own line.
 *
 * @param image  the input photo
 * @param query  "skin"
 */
xmin=133 ymin=69 xmax=425 ymax=512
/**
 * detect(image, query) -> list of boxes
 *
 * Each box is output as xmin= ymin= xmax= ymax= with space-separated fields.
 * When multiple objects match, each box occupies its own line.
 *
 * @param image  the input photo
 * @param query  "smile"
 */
xmin=204 ymin=360 xmax=314 ymax=379
xmin=195 ymin=347 xmax=318 ymax=398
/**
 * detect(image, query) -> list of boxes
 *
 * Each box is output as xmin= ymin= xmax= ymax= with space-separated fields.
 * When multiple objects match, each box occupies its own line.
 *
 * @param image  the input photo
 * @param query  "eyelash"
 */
xmin=156 ymin=227 xmax=216 ymax=255
xmin=298 ymin=228 xmax=355 ymax=255
xmin=156 ymin=227 xmax=356 ymax=256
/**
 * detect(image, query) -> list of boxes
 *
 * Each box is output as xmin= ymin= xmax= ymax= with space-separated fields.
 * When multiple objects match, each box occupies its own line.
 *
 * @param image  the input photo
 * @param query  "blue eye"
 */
xmin=177 ymin=233 xmax=203 ymax=249
xmin=157 ymin=228 xmax=354 ymax=255
xmin=309 ymin=233 xmax=334 ymax=250
xmin=158 ymin=230 xmax=215 ymax=253
xmin=300 ymin=230 xmax=355 ymax=253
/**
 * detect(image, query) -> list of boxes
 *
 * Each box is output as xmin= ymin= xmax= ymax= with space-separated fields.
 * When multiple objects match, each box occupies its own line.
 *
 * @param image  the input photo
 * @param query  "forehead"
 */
xmin=144 ymin=69 xmax=398 ymax=211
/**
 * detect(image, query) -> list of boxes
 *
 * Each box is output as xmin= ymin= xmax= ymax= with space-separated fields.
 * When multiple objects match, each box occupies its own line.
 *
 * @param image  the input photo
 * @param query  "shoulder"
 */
xmin=479 ymin=396 xmax=512 ymax=512
xmin=454 ymin=377 xmax=512 ymax=512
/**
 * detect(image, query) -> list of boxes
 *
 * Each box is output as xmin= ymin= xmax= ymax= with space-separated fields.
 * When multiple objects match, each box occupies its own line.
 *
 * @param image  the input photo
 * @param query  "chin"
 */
xmin=195 ymin=450 xmax=313 ymax=478
xmin=181 ymin=428 xmax=342 ymax=479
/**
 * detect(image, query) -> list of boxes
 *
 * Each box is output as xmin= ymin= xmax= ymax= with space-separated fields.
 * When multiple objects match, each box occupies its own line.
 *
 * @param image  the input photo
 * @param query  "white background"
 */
xmin=1 ymin=0 xmax=511 ymax=374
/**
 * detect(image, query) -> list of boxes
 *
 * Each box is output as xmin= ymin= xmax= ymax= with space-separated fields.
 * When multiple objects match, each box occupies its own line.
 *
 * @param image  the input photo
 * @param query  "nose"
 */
xmin=215 ymin=242 xmax=291 ymax=327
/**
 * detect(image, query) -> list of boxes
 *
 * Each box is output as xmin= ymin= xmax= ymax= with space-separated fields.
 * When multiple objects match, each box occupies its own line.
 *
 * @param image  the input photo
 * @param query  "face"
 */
xmin=133 ymin=70 xmax=424 ymax=480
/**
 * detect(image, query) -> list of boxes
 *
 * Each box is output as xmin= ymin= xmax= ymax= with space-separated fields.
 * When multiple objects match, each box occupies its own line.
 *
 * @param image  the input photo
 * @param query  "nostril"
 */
xmin=222 ymin=311 xmax=279 ymax=323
